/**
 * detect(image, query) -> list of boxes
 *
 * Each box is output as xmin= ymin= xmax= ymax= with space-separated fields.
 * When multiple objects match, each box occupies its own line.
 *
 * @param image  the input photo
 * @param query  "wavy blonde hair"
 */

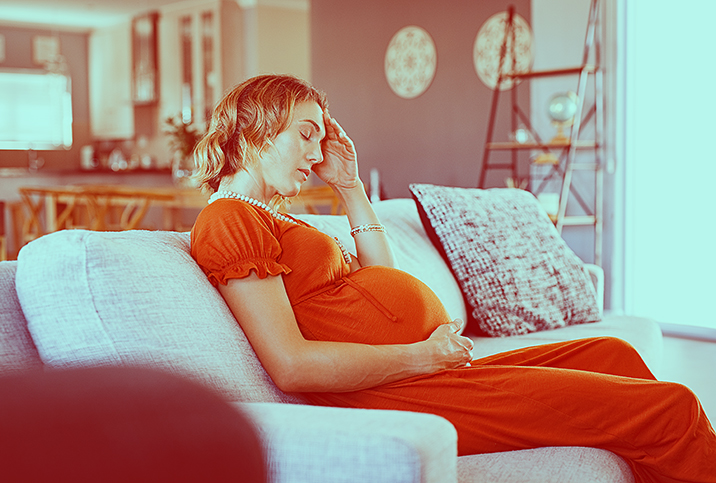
xmin=193 ymin=74 xmax=328 ymax=194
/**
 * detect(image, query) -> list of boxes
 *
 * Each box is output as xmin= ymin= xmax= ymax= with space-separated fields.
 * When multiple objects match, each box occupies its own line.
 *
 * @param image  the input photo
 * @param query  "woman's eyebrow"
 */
xmin=299 ymin=119 xmax=325 ymax=137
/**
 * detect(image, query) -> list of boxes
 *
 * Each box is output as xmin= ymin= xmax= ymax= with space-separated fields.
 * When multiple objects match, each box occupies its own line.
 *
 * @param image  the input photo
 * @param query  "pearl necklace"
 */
xmin=209 ymin=190 xmax=298 ymax=224
xmin=208 ymin=190 xmax=352 ymax=264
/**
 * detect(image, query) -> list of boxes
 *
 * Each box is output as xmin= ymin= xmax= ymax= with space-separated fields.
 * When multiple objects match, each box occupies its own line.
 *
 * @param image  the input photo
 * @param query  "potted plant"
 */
xmin=163 ymin=116 xmax=204 ymax=188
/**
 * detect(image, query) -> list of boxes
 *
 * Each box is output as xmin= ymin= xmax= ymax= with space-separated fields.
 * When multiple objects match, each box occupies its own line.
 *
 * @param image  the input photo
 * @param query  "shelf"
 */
xmin=486 ymin=140 xmax=598 ymax=150
xmin=505 ymin=65 xmax=598 ymax=80
xmin=548 ymin=214 xmax=597 ymax=226
xmin=478 ymin=0 xmax=603 ymax=265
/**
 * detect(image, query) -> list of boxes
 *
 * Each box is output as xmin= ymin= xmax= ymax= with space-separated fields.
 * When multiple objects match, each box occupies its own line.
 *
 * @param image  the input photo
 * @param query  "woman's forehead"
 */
xmin=293 ymin=101 xmax=323 ymax=121
xmin=292 ymin=102 xmax=325 ymax=133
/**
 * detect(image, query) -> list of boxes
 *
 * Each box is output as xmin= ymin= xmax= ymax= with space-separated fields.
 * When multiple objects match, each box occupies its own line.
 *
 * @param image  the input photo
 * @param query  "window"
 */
xmin=0 ymin=70 xmax=73 ymax=150
xmin=623 ymin=0 xmax=716 ymax=337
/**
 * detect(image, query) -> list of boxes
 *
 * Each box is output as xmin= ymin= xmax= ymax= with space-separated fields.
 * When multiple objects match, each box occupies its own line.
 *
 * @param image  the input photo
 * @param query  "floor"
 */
xmin=659 ymin=336 xmax=716 ymax=420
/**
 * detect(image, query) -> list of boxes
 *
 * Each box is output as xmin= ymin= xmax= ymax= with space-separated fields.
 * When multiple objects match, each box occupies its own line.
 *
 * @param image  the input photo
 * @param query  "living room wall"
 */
xmin=312 ymin=0 xmax=622 ymax=309
xmin=310 ymin=0 xmax=531 ymax=199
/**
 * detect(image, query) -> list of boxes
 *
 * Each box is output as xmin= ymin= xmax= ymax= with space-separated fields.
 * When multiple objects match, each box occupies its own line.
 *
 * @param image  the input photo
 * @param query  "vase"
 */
xmin=171 ymin=152 xmax=198 ymax=188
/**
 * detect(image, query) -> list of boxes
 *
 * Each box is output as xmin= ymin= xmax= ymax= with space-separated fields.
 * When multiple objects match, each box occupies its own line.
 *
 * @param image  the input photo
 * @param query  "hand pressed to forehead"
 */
xmin=312 ymin=111 xmax=360 ymax=191
xmin=323 ymin=110 xmax=347 ymax=140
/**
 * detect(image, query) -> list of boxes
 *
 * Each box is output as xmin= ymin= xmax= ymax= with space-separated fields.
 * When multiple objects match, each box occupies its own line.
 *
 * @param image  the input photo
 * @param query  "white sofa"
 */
xmin=0 ymin=198 xmax=662 ymax=483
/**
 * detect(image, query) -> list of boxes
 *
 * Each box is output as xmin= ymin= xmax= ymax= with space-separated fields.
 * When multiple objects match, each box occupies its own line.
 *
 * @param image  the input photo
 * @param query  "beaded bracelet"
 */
xmin=350 ymin=223 xmax=387 ymax=237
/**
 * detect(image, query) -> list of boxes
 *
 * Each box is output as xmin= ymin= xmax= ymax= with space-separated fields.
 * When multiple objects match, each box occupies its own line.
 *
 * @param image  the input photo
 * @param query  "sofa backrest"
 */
xmin=0 ymin=261 xmax=44 ymax=376
xmin=15 ymin=230 xmax=303 ymax=404
xmin=13 ymin=198 xmax=466 ymax=402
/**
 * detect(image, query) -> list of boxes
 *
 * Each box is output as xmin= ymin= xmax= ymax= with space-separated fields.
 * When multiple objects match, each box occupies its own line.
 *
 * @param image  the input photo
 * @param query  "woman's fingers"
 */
xmin=323 ymin=111 xmax=355 ymax=152
xmin=431 ymin=320 xmax=474 ymax=366
xmin=449 ymin=318 xmax=474 ymax=364
xmin=323 ymin=110 xmax=340 ymax=139
xmin=449 ymin=319 xmax=471 ymax=347
xmin=315 ymin=110 xmax=359 ymax=188
xmin=451 ymin=318 xmax=465 ymax=333
xmin=462 ymin=337 xmax=474 ymax=361
xmin=452 ymin=320 xmax=474 ymax=360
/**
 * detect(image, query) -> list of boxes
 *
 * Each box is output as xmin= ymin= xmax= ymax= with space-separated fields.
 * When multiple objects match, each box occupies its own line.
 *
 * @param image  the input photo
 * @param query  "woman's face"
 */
xmin=256 ymin=101 xmax=325 ymax=200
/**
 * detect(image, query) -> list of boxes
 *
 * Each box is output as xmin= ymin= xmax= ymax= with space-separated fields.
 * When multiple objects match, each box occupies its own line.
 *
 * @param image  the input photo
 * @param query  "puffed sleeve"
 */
xmin=190 ymin=200 xmax=292 ymax=287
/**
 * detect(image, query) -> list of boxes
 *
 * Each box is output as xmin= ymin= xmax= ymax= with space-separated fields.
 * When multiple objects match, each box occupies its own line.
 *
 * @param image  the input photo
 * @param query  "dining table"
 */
xmin=15 ymin=183 xmax=344 ymax=251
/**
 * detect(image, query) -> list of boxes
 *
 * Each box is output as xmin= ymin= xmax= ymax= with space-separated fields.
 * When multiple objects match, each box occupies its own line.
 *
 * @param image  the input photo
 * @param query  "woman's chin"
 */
xmin=279 ymin=185 xmax=302 ymax=199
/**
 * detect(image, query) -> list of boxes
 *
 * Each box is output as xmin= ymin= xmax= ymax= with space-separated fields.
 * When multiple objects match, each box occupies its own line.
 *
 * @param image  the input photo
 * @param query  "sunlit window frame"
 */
xmin=0 ymin=68 xmax=73 ymax=150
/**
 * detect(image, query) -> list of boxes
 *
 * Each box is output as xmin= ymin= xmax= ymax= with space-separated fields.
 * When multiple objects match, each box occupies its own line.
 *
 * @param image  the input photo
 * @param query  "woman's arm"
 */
xmin=219 ymin=273 xmax=474 ymax=393
xmin=335 ymin=181 xmax=396 ymax=269
xmin=314 ymin=111 xmax=395 ymax=268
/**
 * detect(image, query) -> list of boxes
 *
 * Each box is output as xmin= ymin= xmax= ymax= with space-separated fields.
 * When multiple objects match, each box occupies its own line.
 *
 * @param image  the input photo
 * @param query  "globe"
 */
xmin=547 ymin=92 xmax=578 ymax=145
xmin=548 ymin=92 xmax=578 ymax=123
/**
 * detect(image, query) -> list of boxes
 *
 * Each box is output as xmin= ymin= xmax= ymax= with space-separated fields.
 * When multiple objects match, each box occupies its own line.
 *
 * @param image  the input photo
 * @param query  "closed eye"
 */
xmin=298 ymin=119 xmax=324 ymax=142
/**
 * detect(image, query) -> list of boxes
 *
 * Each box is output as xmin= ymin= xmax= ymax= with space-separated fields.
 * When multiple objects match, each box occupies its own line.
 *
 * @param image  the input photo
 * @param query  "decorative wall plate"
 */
xmin=384 ymin=26 xmax=437 ymax=99
xmin=473 ymin=11 xmax=534 ymax=91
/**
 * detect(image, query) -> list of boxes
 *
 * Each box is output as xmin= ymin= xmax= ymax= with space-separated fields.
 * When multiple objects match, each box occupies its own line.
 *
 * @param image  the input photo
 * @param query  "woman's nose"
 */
xmin=309 ymin=143 xmax=323 ymax=164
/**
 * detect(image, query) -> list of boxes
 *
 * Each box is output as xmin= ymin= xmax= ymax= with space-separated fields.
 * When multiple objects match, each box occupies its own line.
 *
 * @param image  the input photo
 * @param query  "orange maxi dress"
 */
xmin=191 ymin=199 xmax=716 ymax=483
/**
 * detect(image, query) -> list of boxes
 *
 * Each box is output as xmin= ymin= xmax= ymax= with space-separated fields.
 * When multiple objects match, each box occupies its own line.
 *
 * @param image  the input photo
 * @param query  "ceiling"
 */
xmin=0 ymin=0 xmax=306 ymax=30
xmin=0 ymin=0 xmax=180 ymax=29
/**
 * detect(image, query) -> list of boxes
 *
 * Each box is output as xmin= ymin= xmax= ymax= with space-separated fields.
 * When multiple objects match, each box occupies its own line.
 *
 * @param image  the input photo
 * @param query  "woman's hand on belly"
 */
xmin=219 ymin=274 xmax=475 ymax=393
xmin=423 ymin=319 xmax=475 ymax=371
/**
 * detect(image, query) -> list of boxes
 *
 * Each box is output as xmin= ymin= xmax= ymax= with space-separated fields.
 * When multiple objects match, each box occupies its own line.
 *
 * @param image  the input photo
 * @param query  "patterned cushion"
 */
xmin=409 ymin=184 xmax=601 ymax=337
xmin=15 ymin=229 xmax=304 ymax=404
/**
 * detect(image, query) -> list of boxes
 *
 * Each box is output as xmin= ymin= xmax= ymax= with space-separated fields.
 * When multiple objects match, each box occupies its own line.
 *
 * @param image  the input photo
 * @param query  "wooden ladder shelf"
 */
xmin=477 ymin=0 xmax=604 ymax=265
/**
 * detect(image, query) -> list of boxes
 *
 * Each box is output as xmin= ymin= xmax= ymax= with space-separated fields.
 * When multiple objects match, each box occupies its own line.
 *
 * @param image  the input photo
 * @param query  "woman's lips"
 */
xmin=298 ymin=168 xmax=310 ymax=181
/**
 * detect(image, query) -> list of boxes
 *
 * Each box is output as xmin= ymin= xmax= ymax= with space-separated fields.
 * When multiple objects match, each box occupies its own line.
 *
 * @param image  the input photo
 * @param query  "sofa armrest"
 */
xmin=238 ymin=402 xmax=457 ymax=483
xmin=583 ymin=263 xmax=604 ymax=315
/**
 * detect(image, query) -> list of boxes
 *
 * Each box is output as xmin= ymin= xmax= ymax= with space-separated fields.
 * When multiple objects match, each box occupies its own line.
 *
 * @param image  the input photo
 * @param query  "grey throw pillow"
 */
xmin=409 ymin=183 xmax=601 ymax=337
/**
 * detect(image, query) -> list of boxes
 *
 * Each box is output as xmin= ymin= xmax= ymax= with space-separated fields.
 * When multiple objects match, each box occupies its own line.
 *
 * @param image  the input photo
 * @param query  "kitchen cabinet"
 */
xmin=87 ymin=0 xmax=308 ymax=144
xmin=88 ymin=0 xmax=243 ymax=140
xmin=89 ymin=22 xmax=134 ymax=139
xmin=159 ymin=0 xmax=244 ymax=128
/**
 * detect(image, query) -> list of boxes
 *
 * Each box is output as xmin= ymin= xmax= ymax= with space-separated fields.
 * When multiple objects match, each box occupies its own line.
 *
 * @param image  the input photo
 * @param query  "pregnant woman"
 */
xmin=190 ymin=74 xmax=715 ymax=483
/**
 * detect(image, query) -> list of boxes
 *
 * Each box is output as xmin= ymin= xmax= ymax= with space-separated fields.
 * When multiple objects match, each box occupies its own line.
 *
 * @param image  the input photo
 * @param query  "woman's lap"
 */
xmin=307 ymin=337 xmax=716 ymax=482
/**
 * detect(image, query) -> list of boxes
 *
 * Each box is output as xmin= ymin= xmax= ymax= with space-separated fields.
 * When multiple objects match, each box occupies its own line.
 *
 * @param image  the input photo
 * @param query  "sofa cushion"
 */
xmin=0 ymin=261 xmax=43 ymax=376
xmin=409 ymin=184 xmax=601 ymax=337
xmin=296 ymin=198 xmax=467 ymax=324
xmin=457 ymin=446 xmax=634 ymax=483
xmin=470 ymin=315 xmax=664 ymax=377
xmin=15 ymin=230 xmax=303 ymax=404
xmin=242 ymin=402 xmax=457 ymax=483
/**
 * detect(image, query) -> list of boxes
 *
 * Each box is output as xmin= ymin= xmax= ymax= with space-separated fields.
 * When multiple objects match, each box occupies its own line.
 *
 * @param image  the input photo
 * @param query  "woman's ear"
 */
xmin=257 ymin=139 xmax=278 ymax=160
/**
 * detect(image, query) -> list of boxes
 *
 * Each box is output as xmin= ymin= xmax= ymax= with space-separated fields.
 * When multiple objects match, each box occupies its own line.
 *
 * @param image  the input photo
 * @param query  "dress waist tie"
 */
xmin=292 ymin=276 xmax=398 ymax=323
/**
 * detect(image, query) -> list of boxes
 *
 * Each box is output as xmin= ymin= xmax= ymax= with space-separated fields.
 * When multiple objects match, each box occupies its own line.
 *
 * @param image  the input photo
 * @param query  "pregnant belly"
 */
xmin=291 ymin=266 xmax=450 ymax=345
